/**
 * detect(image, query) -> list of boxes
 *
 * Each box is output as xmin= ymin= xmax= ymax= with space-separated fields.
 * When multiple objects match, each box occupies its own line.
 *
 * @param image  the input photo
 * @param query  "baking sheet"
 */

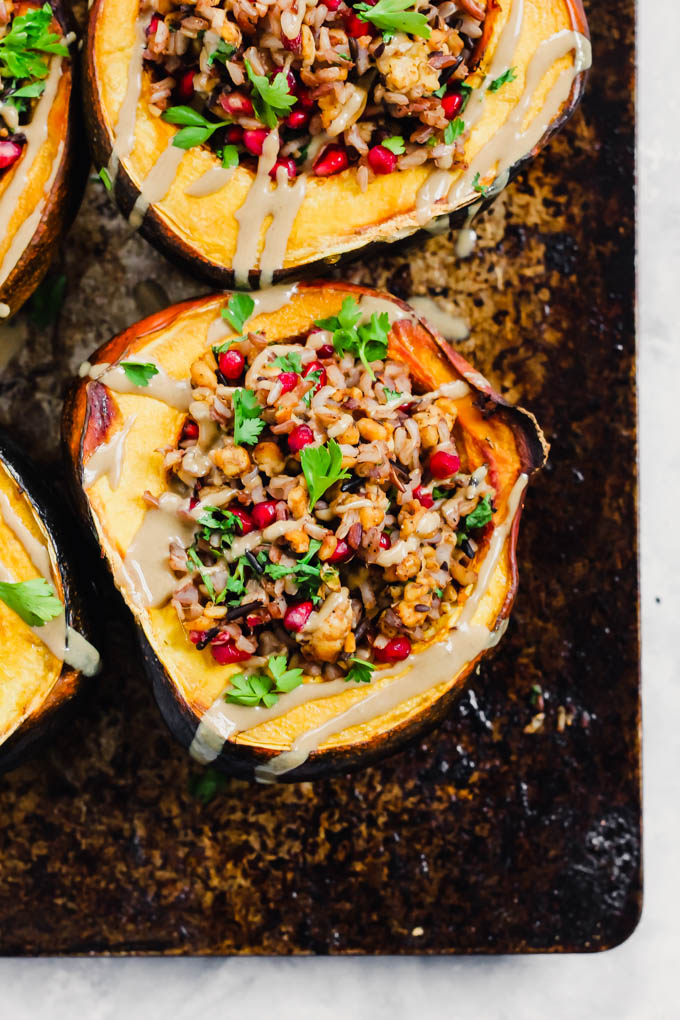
xmin=0 ymin=0 xmax=639 ymax=954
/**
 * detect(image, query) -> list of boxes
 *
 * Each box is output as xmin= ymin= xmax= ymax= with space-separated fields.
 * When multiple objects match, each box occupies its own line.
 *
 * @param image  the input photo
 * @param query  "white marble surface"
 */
xmin=1 ymin=2 xmax=678 ymax=1016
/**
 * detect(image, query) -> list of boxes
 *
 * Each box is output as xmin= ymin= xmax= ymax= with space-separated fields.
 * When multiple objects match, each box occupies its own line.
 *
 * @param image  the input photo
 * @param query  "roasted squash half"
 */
xmin=83 ymin=0 xmax=589 ymax=287
xmin=0 ymin=432 xmax=99 ymax=773
xmin=0 ymin=1 xmax=85 ymax=320
xmin=64 ymin=283 xmax=546 ymax=781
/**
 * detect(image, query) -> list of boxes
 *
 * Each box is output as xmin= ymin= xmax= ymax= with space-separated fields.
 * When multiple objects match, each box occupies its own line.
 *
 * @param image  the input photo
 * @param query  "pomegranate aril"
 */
xmin=243 ymin=129 xmax=269 ymax=155
xmin=285 ymin=109 xmax=310 ymax=130
xmin=283 ymin=601 xmax=313 ymax=632
xmin=442 ymin=91 xmax=464 ymax=120
xmin=282 ymin=32 xmax=301 ymax=52
xmin=218 ymin=348 xmax=245 ymax=380
xmin=328 ymin=538 xmax=351 ymax=563
xmin=374 ymin=636 xmax=411 ymax=664
xmin=303 ymin=360 xmax=327 ymax=391
xmin=429 ymin=450 xmax=461 ymax=479
xmin=147 ymin=14 xmax=160 ymax=35
xmin=413 ymin=485 xmax=434 ymax=509
xmin=295 ymin=87 xmax=315 ymax=109
xmin=269 ymin=157 xmax=298 ymax=180
xmin=228 ymin=507 xmax=254 ymax=534
xmin=345 ymin=10 xmax=374 ymax=37
xmin=378 ymin=532 xmax=391 ymax=550
xmin=251 ymin=500 xmax=278 ymax=530
xmin=0 ymin=139 xmax=23 ymax=171
xmin=288 ymin=424 xmax=314 ymax=452
xmin=211 ymin=639 xmax=252 ymax=665
xmin=177 ymin=69 xmax=195 ymax=102
xmin=220 ymin=92 xmax=254 ymax=117
xmin=313 ymin=145 xmax=348 ymax=177
xmin=181 ymin=419 xmax=199 ymax=442
xmin=278 ymin=371 xmax=300 ymax=394
xmin=225 ymin=124 xmax=244 ymax=144
xmin=325 ymin=0 xmax=342 ymax=8
xmin=367 ymin=144 xmax=397 ymax=175
xmin=317 ymin=344 xmax=334 ymax=358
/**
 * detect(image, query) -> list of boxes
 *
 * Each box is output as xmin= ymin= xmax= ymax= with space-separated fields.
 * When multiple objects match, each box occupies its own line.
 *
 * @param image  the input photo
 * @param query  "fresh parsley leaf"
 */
xmin=444 ymin=117 xmax=465 ymax=145
xmin=346 ymin=657 xmax=375 ymax=684
xmin=207 ymin=40 xmax=236 ymax=67
xmin=26 ymin=272 xmax=66 ymax=327
xmin=197 ymin=507 xmax=244 ymax=548
xmin=245 ymin=59 xmax=297 ymax=129
xmin=433 ymin=84 xmax=447 ymax=98
xmin=434 ymin=587 xmax=443 ymax=598
xmin=188 ymin=766 xmax=228 ymax=804
xmin=0 ymin=577 xmax=63 ymax=627
xmin=213 ymin=337 xmax=243 ymax=357
xmin=11 ymin=79 xmax=45 ymax=99
xmin=302 ymin=369 xmax=322 ymax=407
xmin=382 ymin=387 xmax=403 ymax=403
xmin=0 ymin=5 xmax=68 ymax=83
xmin=432 ymin=486 xmax=450 ymax=500
xmin=488 ymin=67 xmax=518 ymax=93
xmin=98 ymin=167 xmax=112 ymax=192
xmin=319 ymin=297 xmax=390 ymax=380
xmin=273 ymin=352 xmax=302 ymax=373
xmin=355 ymin=0 xmax=431 ymax=40
xmin=264 ymin=540 xmax=323 ymax=598
xmin=233 ymin=387 xmax=265 ymax=445
xmin=316 ymin=295 xmax=362 ymax=337
xmin=457 ymin=496 xmax=494 ymax=543
xmin=226 ymin=654 xmax=304 ymax=707
xmin=382 ymin=135 xmax=405 ymax=155
xmin=120 ymin=361 xmax=159 ymax=387
xmin=222 ymin=292 xmax=255 ymax=333
xmin=220 ymin=144 xmax=239 ymax=169
xmin=162 ymin=105 xmax=225 ymax=149
xmin=300 ymin=439 xmax=350 ymax=510
xmin=187 ymin=547 xmax=216 ymax=600
xmin=472 ymin=172 xmax=490 ymax=196
xmin=268 ymin=654 xmax=304 ymax=693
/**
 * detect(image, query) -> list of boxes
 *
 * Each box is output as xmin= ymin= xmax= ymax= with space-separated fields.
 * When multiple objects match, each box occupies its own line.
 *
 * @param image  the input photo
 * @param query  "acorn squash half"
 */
xmin=0 ymin=432 xmax=99 ymax=773
xmin=63 ymin=283 xmax=547 ymax=781
xmin=83 ymin=0 xmax=589 ymax=287
xmin=0 ymin=1 xmax=86 ymax=320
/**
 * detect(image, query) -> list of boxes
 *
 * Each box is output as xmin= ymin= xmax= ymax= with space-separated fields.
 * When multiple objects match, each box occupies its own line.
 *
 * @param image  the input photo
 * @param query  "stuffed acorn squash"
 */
xmin=64 ymin=283 xmax=546 ymax=781
xmin=84 ymin=0 xmax=590 ymax=287
xmin=0 ymin=432 xmax=100 ymax=773
xmin=0 ymin=1 xmax=84 ymax=320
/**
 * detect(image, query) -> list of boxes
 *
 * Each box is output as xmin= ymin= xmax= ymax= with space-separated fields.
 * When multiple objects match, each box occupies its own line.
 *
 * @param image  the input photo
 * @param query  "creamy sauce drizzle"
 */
xmin=129 ymin=140 xmax=185 ymax=228
xmin=206 ymin=283 xmax=300 ymax=345
xmin=0 ymin=58 xmax=64 ymax=288
xmin=107 ymin=13 xmax=152 ymax=182
xmin=184 ymin=165 xmax=236 ymax=198
xmin=408 ymin=297 xmax=469 ymax=341
xmin=0 ymin=304 xmax=10 ymax=319
xmin=89 ymin=361 xmax=192 ymax=410
xmin=122 ymin=492 xmax=195 ymax=608
xmin=82 ymin=415 xmax=136 ymax=491
xmin=188 ymin=474 xmax=528 ymax=776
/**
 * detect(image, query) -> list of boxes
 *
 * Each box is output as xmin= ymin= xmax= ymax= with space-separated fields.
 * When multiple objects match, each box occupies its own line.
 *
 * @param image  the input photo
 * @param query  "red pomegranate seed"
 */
xmin=313 ymin=145 xmax=348 ymax=177
xmin=211 ymin=640 xmax=252 ymax=665
xmin=283 ymin=601 xmax=313 ymax=632
xmin=246 ymin=613 xmax=265 ymax=628
xmin=288 ymin=424 xmax=314 ymax=452
xmin=251 ymin=500 xmax=278 ymax=530
xmin=295 ymin=86 xmax=315 ymax=109
xmin=243 ymin=129 xmax=269 ymax=156
xmin=225 ymin=124 xmax=244 ymax=144
xmin=285 ymin=69 xmax=298 ymax=93
xmin=278 ymin=371 xmax=300 ymax=394
xmin=147 ymin=14 xmax=160 ymax=35
xmin=303 ymin=360 xmax=327 ymax=392
xmin=282 ymin=32 xmax=301 ymax=52
xmin=189 ymin=495 xmax=200 ymax=511
xmin=401 ymin=401 xmax=417 ymax=414
xmin=177 ymin=69 xmax=195 ymax=102
xmin=374 ymin=636 xmax=411 ymax=664
xmin=218 ymin=348 xmax=245 ymax=380
xmin=220 ymin=92 xmax=254 ymax=117
xmin=285 ymin=109 xmax=310 ymax=130
xmin=442 ymin=91 xmax=464 ymax=120
xmin=0 ymin=139 xmax=23 ymax=171
xmin=229 ymin=507 xmax=254 ymax=534
xmin=429 ymin=450 xmax=461 ymax=479
xmin=368 ymin=144 xmax=397 ymax=175
xmin=325 ymin=0 xmax=342 ymax=8
xmin=317 ymin=344 xmax=334 ymax=358
xmin=413 ymin=485 xmax=434 ymax=509
xmin=378 ymin=533 xmax=391 ymax=550
xmin=180 ymin=418 xmax=199 ymax=442
xmin=269 ymin=157 xmax=298 ymax=180
xmin=345 ymin=10 xmax=374 ymax=37
xmin=328 ymin=538 xmax=351 ymax=563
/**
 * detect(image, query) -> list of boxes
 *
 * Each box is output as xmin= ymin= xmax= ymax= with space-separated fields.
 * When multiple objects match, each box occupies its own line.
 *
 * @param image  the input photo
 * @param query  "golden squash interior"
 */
xmin=0 ymin=459 xmax=65 ymax=748
xmin=89 ymin=0 xmax=587 ymax=276
xmin=76 ymin=286 xmax=533 ymax=755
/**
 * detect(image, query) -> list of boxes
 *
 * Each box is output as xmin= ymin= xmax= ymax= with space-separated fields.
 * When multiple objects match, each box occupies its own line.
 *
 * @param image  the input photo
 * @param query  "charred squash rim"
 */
xmin=82 ymin=0 xmax=589 ymax=287
xmin=0 ymin=432 xmax=95 ymax=773
xmin=0 ymin=0 xmax=87 ymax=319
xmin=63 ymin=283 xmax=547 ymax=780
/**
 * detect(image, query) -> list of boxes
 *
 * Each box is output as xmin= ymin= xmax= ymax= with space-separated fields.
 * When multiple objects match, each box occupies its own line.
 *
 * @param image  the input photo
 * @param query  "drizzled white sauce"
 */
xmin=82 ymin=415 xmax=136 ymax=491
xmin=122 ymin=492 xmax=195 ymax=608
xmin=454 ymin=200 xmax=483 ymax=259
xmin=188 ymin=474 xmax=528 ymax=776
xmin=0 ymin=58 xmax=64 ymax=289
xmin=88 ymin=361 xmax=192 ymax=410
xmin=185 ymin=165 xmax=236 ymax=198
xmin=0 ymin=303 xmax=10 ymax=319
xmin=206 ymin=282 xmax=299 ymax=345
xmin=107 ymin=12 xmax=152 ymax=183
xmin=129 ymin=140 xmax=185 ymax=228
xmin=408 ymin=297 xmax=469 ymax=341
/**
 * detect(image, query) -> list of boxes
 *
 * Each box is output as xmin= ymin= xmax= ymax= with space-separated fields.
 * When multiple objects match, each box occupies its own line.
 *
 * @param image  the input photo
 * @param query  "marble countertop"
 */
xmin=1 ymin=2 xmax=677 ymax=1016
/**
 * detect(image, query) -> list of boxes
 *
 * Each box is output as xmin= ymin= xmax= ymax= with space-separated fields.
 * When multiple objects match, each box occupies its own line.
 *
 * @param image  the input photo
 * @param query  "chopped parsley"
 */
xmin=300 ymin=439 xmax=350 ymax=510
xmin=220 ymin=144 xmax=239 ymax=169
xmin=0 ymin=5 xmax=68 ymax=86
xmin=383 ymin=388 xmax=403 ymax=404
xmin=488 ymin=67 xmax=518 ymax=93
xmin=346 ymin=657 xmax=376 ymax=684
xmin=207 ymin=40 xmax=236 ymax=67
xmin=472 ymin=172 xmax=490 ymax=197
xmin=120 ymin=361 xmax=159 ymax=387
xmin=225 ymin=654 xmax=304 ymax=708
xmin=382 ymin=135 xmax=405 ymax=155
xmin=354 ymin=0 xmax=431 ymax=40
xmin=264 ymin=539 xmax=323 ymax=599
xmin=245 ymin=59 xmax=297 ymax=128
xmin=444 ymin=118 xmax=465 ymax=146
xmin=197 ymin=507 xmax=244 ymax=550
xmin=187 ymin=547 xmax=216 ymax=601
xmin=98 ymin=167 xmax=112 ymax=192
xmin=0 ymin=577 xmax=63 ymax=627
xmin=232 ymin=388 xmax=265 ymax=446
xmin=302 ymin=369 xmax=323 ymax=407
xmin=432 ymin=486 xmax=450 ymax=500
xmin=273 ymin=351 xmax=302 ymax=373
xmin=316 ymin=296 xmax=390 ymax=380
xmin=222 ymin=292 xmax=255 ymax=333
xmin=162 ymin=105 xmax=225 ymax=149
xmin=457 ymin=496 xmax=494 ymax=543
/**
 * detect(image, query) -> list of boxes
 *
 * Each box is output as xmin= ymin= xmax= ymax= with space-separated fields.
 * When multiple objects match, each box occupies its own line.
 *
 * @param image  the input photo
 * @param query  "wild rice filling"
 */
xmin=142 ymin=0 xmax=486 ymax=182
xmin=162 ymin=294 xmax=497 ymax=688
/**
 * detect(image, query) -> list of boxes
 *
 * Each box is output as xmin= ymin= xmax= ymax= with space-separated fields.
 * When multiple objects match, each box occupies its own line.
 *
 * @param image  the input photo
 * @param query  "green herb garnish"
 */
xmin=188 ymin=766 xmax=229 ymax=804
xmin=488 ymin=67 xmax=518 ymax=93
xmin=0 ymin=5 xmax=68 ymax=84
xmin=98 ymin=167 xmax=112 ymax=192
xmin=382 ymin=135 xmax=405 ymax=155
xmin=443 ymin=118 xmax=465 ymax=145
xmin=354 ymin=0 xmax=431 ymax=40
xmin=187 ymin=547 xmax=216 ymax=601
xmin=220 ymin=144 xmax=240 ymax=169
xmin=221 ymin=292 xmax=255 ymax=333
xmin=302 ymin=369 xmax=322 ymax=407
xmin=0 ymin=577 xmax=63 ymax=627
xmin=300 ymin=439 xmax=350 ymax=510
xmin=382 ymin=387 xmax=403 ymax=403
xmin=120 ymin=361 xmax=159 ymax=387
xmin=245 ymin=59 xmax=297 ymax=129
xmin=346 ymin=657 xmax=375 ymax=684
xmin=432 ymin=486 xmax=449 ymax=500
xmin=472 ymin=172 xmax=490 ymax=197
xmin=273 ymin=351 xmax=302 ymax=373
xmin=457 ymin=495 xmax=494 ymax=543
xmin=197 ymin=507 xmax=245 ymax=551
xmin=317 ymin=296 xmax=389 ymax=380
xmin=264 ymin=540 xmax=323 ymax=599
xmin=207 ymin=40 xmax=236 ymax=67
xmin=232 ymin=387 xmax=265 ymax=445
xmin=162 ymin=105 xmax=225 ymax=149
xmin=225 ymin=654 xmax=304 ymax=708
